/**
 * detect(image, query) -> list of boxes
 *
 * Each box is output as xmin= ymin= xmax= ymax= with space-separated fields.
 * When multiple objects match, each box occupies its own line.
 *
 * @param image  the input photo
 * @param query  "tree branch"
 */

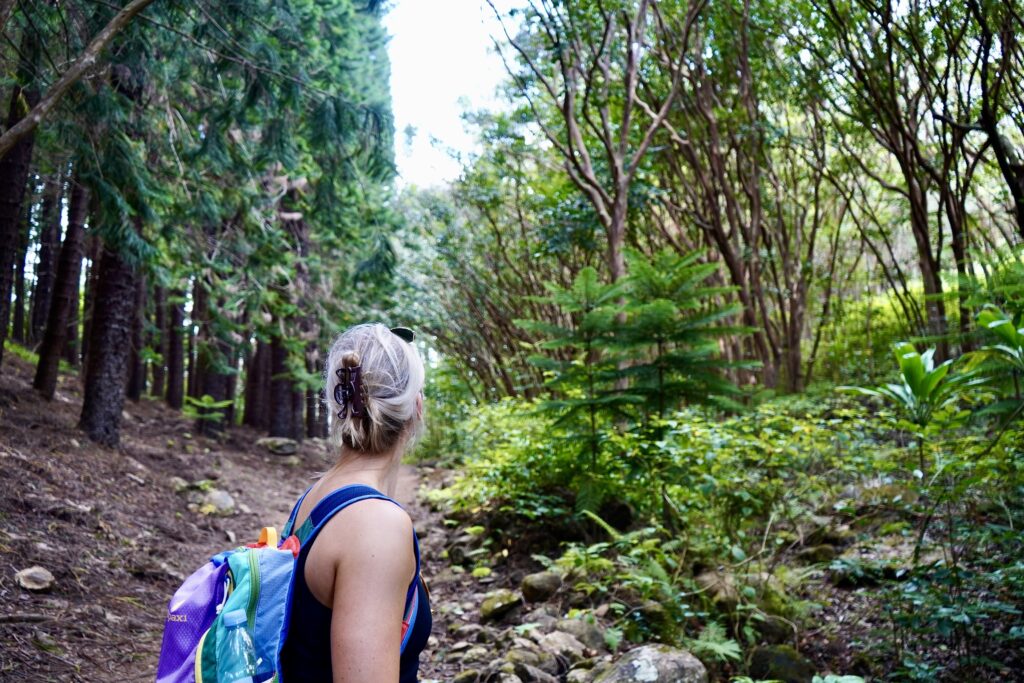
xmin=0 ymin=0 xmax=160 ymax=160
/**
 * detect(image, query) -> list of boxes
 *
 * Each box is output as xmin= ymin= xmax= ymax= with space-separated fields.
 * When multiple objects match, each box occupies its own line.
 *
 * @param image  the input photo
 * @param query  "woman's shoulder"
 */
xmin=341 ymin=496 xmax=413 ymax=534
xmin=318 ymin=496 xmax=414 ymax=558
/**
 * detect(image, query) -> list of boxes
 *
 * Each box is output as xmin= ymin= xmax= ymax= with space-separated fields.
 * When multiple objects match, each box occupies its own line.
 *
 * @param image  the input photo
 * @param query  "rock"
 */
xmin=537 ymin=630 xmax=586 ymax=664
xmin=567 ymin=670 xmax=595 ymax=683
xmin=557 ymin=617 xmax=607 ymax=651
xmin=202 ymin=488 xmax=235 ymax=514
xmin=255 ymin=436 xmax=299 ymax=455
xmin=462 ymin=646 xmax=490 ymax=662
xmin=453 ymin=623 xmax=489 ymax=642
xmin=592 ymin=645 xmax=707 ymax=683
xmin=695 ymin=570 xmax=739 ymax=610
xmin=168 ymin=476 xmax=189 ymax=493
xmin=512 ymin=662 xmax=559 ymax=683
xmin=480 ymin=589 xmax=522 ymax=622
xmin=16 ymin=566 xmax=55 ymax=592
xmin=749 ymin=645 xmax=816 ymax=683
xmin=521 ymin=571 xmax=562 ymax=602
xmin=795 ymin=544 xmax=837 ymax=564
xmin=452 ymin=670 xmax=480 ymax=683
xmin=523 ymin=606 xmax=558 ymax=631
xmin=506 ymin=647 xmax=560 ymax=675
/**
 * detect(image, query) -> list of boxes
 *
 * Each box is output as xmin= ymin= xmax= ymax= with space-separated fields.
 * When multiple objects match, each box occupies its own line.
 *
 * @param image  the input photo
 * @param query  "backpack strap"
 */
xmin=281 ymin=484 xmax=315 ymax=539
xmin=290 ymin=484 xmax=422 ymax=654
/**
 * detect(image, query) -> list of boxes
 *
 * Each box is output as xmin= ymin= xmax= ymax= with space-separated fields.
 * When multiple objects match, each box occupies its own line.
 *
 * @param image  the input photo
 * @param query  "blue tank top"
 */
xmin=279 ymin=485 xmax=432 ymax=682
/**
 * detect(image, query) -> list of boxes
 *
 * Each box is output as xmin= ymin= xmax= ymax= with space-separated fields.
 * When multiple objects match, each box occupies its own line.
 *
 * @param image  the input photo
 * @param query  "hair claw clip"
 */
xmin=333 ymin=366 xmax=364 ymax=419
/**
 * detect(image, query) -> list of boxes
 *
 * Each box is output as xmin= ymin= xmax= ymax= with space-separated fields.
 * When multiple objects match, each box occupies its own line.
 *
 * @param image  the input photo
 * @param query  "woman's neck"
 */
xmin=321 ymin=446 xmax=403 ymax=497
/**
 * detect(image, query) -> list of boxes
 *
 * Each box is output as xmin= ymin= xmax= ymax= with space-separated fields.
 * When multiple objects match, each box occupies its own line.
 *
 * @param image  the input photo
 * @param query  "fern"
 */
xmin=685 ymin=622 xmax=742 ymax=663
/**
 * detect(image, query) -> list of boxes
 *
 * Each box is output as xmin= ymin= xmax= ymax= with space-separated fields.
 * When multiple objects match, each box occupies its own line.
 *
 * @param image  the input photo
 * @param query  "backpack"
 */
xmin=156 ymin=484 xmax=422 ymax=683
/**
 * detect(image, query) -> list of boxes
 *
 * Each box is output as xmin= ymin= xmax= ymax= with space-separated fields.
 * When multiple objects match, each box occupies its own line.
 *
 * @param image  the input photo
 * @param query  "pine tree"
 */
xmin=617 ymin=249 xmax=750 ymax=417
xmin=517 ymin=267 xmax=637 ymax=466
xmin=34 ymin=177 xmax=88 ymax=399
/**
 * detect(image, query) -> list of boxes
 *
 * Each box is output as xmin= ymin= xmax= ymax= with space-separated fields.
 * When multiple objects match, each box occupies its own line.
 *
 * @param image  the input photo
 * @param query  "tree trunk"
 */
xmin=62 ymin=249 xmax=81 ymax=367
xmin=908 ymin=181 xmax=949 ymax=359
xmin=165 ymin=289 xmax=184 ymax=409
xmin=12 ymin=202 xmax=30 ymax=344
xmin=126 ymin=272 xmax=147 ymax=400
xmin=305 ymin=347 xmax=318 ymax=438
xmin=34 ymin=179 xmax=88 ymax=399
xmin=292 ymin=388 xmax=304 ymax=442
xmin=194 ymin=287 xmax=234 ymax=434
xmin=243 ymin=340 xmax=268 ymax=429
xmin=269 ymin=334 xmax=292 ymax=438
xmin=0 ymin=36 xmax=40 ymax=371
xmin=784 ymin=308 xmax=804 ymax=394
xmin=78 ymin=244 xmax=137 ymax=446
xmin=187 ymin=278 xmax=205 ymax=400
xmin=151 ymin=285 xmax=166 ymax=397
xmin=29 ymin=173 xmax=63 ymax=345
xmin=80 ymin=234 xmax=102 ymax=369
xmin=225 ymin=364 xmax=237 ymax=427
xmin=316 ymin=357 xmax=328 ymax=437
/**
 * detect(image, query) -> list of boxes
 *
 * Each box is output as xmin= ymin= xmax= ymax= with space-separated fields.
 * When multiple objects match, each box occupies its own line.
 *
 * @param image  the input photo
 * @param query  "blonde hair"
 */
xmin=325 ymin=323 xmax=424 ymax=454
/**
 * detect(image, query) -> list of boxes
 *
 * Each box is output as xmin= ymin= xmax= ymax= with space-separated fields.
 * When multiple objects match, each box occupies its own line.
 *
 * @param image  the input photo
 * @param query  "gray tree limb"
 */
xmin=0 ymin=0 xmax=159 ymax=161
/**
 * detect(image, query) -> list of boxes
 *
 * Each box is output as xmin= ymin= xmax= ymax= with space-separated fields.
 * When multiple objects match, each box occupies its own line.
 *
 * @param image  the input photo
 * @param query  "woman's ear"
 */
xmin=415 ymin=392 xmax=424 ymax=420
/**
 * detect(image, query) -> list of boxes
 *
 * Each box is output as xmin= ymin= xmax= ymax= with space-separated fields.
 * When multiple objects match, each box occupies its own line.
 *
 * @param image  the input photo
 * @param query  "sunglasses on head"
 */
xmin=390 ymin=326 xmax=414 ymax=343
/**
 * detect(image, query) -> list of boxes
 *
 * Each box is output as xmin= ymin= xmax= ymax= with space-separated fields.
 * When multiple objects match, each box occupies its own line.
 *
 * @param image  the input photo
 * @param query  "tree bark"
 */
xmin=11 ymin=202 xmax=30 ymax=344
xmin=306 ymin=374 xmax=318 ymax=438
xmin=0 ymin=35 xmax=40 ymax=371
xmin=187 ymin=277 xmax=205 ymax=400
xmin=29 ymin=173 xmax=63 ymax=345
xmin=63 ymin=275 xmax=80 ymax=366
xmin=78 ymin=244 xmax=137 ymax=446
xmin=243 ymin=340 xmax=269 ymax=429
xmin=165 ymin=289 xmax=184 ymax=409
xmin=292 ymin=388 xmax=304 ymax=442
xmin=80 ymin=234 xmax=102 ymax=369
xmin=0 ymin=0 xmax=16 ymax=35
xmin=316 ymin=357 xmax=328 ymax=438
xmin=193 ymin=287 xmax=233 ymax=434
xmin=126 ymin=272 xmax=146 ymax=400
xmin=151 ymin=285 xmax=166 ymax=397
xmin=34 ymin=179 xmax=88 ymax=399
xmin=269 ymin=333 xmax=292 ymax=438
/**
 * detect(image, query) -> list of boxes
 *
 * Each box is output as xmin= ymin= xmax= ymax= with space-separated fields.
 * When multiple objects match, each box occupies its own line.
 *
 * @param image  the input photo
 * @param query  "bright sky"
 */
xmin=384 ymin=1 xmax=512 ymax=188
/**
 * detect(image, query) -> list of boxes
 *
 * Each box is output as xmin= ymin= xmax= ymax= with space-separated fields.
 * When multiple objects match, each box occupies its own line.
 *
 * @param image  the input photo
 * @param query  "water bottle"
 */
xmin=218 ymin=609 xmax=258 ymax=682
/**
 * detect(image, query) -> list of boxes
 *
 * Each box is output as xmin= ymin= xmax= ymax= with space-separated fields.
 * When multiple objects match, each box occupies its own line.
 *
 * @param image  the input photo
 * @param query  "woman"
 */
xmin=279 ymin=323 xmax=431 ymax=682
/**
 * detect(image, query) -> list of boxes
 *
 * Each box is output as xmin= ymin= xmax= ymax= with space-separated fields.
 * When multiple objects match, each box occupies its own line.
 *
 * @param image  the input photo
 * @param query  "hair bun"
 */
xmin=341 ymin=351 xmax=361 ymax=368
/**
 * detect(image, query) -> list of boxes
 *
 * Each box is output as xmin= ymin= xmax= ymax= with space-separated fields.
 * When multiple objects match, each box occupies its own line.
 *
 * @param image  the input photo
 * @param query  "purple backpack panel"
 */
xmin=156 ymin=554 xmax=230 ymax=683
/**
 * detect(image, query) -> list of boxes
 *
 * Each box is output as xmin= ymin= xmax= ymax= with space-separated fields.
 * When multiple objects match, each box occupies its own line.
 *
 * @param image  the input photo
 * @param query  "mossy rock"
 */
xmin=521 ymin=571 xmax=562 ymax=602
xmin=480 ymin=589 xmax=522 ymax=622
xmin=748 ymin=645 xmax=815 ymax=683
